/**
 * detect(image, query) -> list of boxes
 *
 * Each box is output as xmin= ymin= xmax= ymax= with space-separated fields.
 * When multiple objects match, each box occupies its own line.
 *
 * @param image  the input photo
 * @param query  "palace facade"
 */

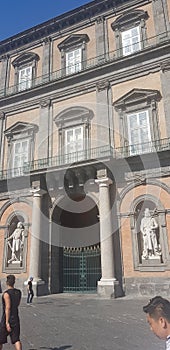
xmin=0 ymin=0 xmax=170 ymax=297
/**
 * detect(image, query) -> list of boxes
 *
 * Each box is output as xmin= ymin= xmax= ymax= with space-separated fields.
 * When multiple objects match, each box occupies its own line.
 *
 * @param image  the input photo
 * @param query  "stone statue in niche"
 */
xmin=140 ymin=208 xmax=161 ymax=260
xmin=6 ymin=222 xmax=25 ymax=264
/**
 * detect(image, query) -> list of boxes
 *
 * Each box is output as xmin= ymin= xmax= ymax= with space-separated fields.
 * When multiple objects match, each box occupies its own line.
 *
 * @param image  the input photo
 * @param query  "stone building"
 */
xmin=0 ymin=0 xmax=170 ymax=298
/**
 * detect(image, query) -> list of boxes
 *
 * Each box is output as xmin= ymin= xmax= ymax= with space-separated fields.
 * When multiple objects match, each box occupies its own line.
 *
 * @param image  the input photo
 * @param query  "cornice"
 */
xmin=0 ymin=0 xmax=151 ymax=56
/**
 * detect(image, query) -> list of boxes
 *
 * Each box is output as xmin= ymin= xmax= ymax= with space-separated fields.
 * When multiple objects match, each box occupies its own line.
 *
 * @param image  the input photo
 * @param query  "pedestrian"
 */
xmin=0 ymin=274 xmax=22 ymax=350
xmin=143 ymin=296 xmax=170 ymax=350
xmin=27 ymin=277 xmax=34 ymax=304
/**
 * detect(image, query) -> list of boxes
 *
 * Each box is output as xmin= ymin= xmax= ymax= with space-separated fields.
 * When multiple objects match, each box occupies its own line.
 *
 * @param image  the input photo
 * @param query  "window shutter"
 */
xmin=18 ymin=66 xmax=32 ymax=91
xmin=66 ymin=48 xmax=82 ymax=75
xmin=127 ymin=110 xmax=151 ymax=154
xmin=122 ymin=26 xmax=141 ymax=56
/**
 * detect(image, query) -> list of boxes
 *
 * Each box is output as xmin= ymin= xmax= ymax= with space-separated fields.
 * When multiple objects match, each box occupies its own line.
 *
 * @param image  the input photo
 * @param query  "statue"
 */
xmin=140 ymin=208 xmax=161 ymax=259
xmin=7 ymin=222 xmax=25 ymax=264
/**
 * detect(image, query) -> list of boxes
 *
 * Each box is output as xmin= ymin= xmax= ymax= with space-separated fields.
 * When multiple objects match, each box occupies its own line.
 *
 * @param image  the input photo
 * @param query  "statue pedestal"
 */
xmin=142 ymin=255 xmax=161 ymax=265
xmin=8 ymin=261 xmax=22 ymax=268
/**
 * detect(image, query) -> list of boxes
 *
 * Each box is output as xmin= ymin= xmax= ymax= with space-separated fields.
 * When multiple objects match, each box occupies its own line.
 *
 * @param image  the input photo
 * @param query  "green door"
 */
xmin=63 ymin=245 xmax=101 ymax=293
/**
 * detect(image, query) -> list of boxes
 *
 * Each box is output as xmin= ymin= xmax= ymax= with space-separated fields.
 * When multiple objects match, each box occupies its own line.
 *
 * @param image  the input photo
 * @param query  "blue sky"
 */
xmin=0 ymin=0 xmax=91 ymax=41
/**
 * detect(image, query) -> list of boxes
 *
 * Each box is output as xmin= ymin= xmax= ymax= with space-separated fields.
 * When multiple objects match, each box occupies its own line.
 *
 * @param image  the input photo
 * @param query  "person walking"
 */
xmin=143 ymin=296 xmax=170 ymax=350
xmin=27 ymin=277 xmax=34 ymax=304
xmin=0 ymin=274 xmax=22 ymax=350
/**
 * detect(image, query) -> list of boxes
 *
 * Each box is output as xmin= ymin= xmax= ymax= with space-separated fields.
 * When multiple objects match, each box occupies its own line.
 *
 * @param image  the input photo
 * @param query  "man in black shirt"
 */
xmin=27 ymin=277 xmax=34 ymax=304
xmin=0 ymin=274 xmax=22 ymax=350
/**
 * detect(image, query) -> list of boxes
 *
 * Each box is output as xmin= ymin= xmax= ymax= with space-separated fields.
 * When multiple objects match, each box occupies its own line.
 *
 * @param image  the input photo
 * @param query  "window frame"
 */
xmin=58 ymin=34 xmax=89 ymax=76
xmin=4 ymin=122 xmax=38 ymax=176
xmin=12 ymin=52 xmax=39 ymax=92
xmin=122 ymin=26 xmax=141 ymax=56
xmin=18 ymin=66 xmax=33 ymax=91
xmin=111 ymin=10 xmax=149 ymax=58
xmin=54 ymin=106 xmax=94 ymax=163
xmin=127 ymin=109 xmax=152 ymax=155
xmin=66 ymin=48 xmax=82 ymax=75
xmin=113 ymin=89 xmax=161 ymax=155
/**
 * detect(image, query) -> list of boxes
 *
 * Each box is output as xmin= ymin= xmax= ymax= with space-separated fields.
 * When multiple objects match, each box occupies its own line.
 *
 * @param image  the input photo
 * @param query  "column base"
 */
xmin=97 ymin=278 xmax=123 ymax=298
xmin=24 ymin=278 xmax=49 ymax=296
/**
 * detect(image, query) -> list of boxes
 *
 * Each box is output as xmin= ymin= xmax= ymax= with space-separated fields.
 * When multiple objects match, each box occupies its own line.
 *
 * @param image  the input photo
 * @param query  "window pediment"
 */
xmin=114 ymin=89 xmax=161 ymax=109
xmin=111 ymin=10 xmax=149 ymax=31
xmin=5 ymin=121 xmax=38 ymax=138
xmin=12 ymin=52 xmax=40 ymax=68
xmin=58 ymin=34 xmax=89 ymax=51
xmin=54 ymin=106 xmax=93 ymax=128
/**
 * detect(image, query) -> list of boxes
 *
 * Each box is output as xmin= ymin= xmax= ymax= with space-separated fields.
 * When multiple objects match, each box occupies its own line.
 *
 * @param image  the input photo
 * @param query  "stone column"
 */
xmin=37 ymin=99 xmax=51 ymax=160
xmin=95 ymin=169 xmax=119 ymax=298
xmin=29 ymin=186 xmax=46 ymax=295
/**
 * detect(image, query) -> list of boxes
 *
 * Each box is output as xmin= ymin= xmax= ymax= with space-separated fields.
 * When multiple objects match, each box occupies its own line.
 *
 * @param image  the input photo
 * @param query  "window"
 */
xmin=66 ymin=48 xmax=82 ymax=75
xmin=127 ymin=110 xmax=151 ymax=155
xmin=122 ymin=26 xmax=141 ymax=56
xmin=58 ymin=34 xmax=89 ymax=76
xmin=18 ymin=66 xmax=32 ymax=91
xmin=12 ymin=52 xmax=39 ymax=92
xmin=4 ymin=122 xmax=38 ymax=177
xmin=54 ymin=106 xmax=93 ymax=164
xmin=113 ymin=88 xmax=161 ymax=156
xmin=111 ymin=10 xmax=148 ymax=57
xmin=65 ymin=126 xmax=84 ymax=162
xmin=12 ymin=140 xmax=29 ymax=176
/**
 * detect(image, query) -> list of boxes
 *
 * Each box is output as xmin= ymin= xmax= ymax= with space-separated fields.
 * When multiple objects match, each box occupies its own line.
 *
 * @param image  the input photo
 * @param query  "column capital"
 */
xmin=40 ymin=99 xmax=51 ymax=108
xmin=95 ymin=177 xmax=112 ymax=187
xmin=96 ymin=80 xmax=110 ymax=92
xmin=31 ymin=187 xmax=46 ymax=197
xmin=0 ymin=111 xmax=5 ymax=120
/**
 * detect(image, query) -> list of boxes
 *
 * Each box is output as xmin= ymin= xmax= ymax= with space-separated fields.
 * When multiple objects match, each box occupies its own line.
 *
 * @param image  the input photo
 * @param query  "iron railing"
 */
xmin=0 ymin=139 xmax=170 ymax=181
xmin=0 ymin=31 xmax=170 ymax=98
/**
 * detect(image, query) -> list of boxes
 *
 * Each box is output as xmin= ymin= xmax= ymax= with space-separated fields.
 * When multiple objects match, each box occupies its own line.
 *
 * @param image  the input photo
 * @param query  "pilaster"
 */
xmin=152 ymin=0 xmax=169 ymax=40
xmin=160 ymin=60 xmax=170 ymax=137
xmin=96 ymin=80 xmax=112 ymax=147
xmin=42 ymin=37 xmax=51 ymax=82
xmin=0 ymin=112 xmax=5 ymax=169
xmin=37 ymin=99 xmax=51 ymax=159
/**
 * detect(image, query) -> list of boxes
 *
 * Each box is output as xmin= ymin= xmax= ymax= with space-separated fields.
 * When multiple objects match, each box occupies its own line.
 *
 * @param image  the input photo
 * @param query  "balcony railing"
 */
xmin=0 ymin=31 xmax=170 ymax=98
xmin=0 ymin=138 xmax=170 ymax=181
xmin=115 ymin=137 xmax=170 ymax=158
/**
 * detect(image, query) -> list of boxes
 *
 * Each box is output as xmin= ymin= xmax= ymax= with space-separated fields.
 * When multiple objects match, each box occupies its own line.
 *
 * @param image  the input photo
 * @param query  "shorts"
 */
xmin=0 ymin=321 xmax=20 ymax=345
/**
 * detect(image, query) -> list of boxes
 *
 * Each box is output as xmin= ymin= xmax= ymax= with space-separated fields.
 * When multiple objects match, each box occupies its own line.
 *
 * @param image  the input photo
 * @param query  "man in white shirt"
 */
xmin=143 ymin=296 xmax=170 ymax=350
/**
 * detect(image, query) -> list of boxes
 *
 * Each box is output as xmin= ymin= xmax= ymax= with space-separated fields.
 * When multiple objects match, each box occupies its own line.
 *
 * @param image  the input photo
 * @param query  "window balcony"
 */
xmin=0 ymin=138 xmax=170 ymax=181
xmin=0 ymin=31 xmax=170 ymax=98
xmin=115 ymin=137 xmax=170 ymax=158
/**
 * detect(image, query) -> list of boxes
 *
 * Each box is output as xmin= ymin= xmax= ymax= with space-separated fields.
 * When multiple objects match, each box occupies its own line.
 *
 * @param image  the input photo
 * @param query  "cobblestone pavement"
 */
xmin=0 ymin=294 xmax=164 ymax=350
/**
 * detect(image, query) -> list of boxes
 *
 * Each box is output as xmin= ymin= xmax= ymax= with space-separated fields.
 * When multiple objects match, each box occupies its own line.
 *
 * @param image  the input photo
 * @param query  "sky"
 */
xmin=0 ymin=0 xmax=92 ymax=42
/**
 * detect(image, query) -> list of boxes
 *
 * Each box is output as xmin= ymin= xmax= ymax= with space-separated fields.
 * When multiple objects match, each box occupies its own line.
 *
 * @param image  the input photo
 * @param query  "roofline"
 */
xmin=0 ymin=0 xmax=151 ymax=56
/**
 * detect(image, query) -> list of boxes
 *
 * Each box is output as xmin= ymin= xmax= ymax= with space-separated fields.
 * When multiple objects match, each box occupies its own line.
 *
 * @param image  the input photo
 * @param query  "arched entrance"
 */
xmin=51 ymin=195 xmax=101 ymax=293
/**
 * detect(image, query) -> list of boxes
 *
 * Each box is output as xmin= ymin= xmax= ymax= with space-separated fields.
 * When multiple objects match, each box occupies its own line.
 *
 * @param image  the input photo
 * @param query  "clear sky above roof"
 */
xmin=0 ymin=0 xmax=91 ymax=41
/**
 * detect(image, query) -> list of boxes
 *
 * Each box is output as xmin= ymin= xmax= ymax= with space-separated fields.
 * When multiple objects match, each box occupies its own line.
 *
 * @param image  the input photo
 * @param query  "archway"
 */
xmin=51 ymin=195 xmax=101 ymax=293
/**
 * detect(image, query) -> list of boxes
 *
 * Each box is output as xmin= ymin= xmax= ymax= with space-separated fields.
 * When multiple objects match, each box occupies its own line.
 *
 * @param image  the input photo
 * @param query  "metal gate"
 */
xmin=63 ymin=245 xmax=101 ymax=293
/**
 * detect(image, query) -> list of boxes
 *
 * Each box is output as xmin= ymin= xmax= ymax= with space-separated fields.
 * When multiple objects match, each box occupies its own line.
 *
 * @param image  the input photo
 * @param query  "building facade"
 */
xmin=0 ymin=0 xmax=170 ymax=297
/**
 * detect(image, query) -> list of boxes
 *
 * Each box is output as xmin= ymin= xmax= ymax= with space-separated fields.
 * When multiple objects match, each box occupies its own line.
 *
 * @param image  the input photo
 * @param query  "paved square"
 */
xmin=0 ymin=294 xmax=165 ymax=350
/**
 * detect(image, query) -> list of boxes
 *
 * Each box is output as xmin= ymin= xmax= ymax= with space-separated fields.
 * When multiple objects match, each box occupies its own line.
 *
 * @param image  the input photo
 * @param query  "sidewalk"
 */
xmin=0 ymin=294 xmax=165 ymax=350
